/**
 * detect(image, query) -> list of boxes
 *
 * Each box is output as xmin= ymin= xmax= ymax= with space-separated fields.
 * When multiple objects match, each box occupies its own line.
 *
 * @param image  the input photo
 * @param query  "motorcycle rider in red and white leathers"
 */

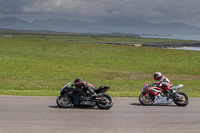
xmin=153 ymin=72 xmax=174 ymax=95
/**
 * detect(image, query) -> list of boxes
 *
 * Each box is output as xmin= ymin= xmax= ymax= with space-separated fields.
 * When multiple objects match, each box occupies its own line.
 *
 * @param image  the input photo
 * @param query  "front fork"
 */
xmin=143 ymin=92 xmax=155 ymax=102
xmin=145 ymin=92 xmax=150 ymax=98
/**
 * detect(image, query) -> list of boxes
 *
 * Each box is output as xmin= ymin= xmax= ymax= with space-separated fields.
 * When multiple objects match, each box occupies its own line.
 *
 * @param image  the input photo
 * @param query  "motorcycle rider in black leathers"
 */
xmin=74 ymin=78 xmax=98 ymax=98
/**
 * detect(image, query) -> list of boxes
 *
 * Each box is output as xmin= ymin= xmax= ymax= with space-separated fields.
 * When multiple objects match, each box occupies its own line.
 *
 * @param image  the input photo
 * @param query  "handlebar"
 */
xmin=148 ymin=82 xmax=160 ymax=87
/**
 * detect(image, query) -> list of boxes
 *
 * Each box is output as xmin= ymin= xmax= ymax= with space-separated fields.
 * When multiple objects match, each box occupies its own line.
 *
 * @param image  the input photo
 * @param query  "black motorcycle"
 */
xmin=56 ymin=82 xmax=114 ymax=109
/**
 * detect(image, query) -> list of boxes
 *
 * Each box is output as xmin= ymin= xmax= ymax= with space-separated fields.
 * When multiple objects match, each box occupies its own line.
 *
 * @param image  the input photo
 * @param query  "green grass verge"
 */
xmin=0 ymin=34 xmax=200 ymax=97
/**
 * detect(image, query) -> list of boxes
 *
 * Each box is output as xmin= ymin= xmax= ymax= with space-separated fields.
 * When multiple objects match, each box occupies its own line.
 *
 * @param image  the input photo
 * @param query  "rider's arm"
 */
xmin=153 ymin=82 xmax=162 ymax=87
xmin=157 ymin=76 xmax=164 ymax=83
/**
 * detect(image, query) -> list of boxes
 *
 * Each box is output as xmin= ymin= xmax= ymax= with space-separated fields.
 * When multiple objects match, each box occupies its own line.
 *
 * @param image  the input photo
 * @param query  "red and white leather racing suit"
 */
xmin=155 ymin=76 xmax=173 ymax=92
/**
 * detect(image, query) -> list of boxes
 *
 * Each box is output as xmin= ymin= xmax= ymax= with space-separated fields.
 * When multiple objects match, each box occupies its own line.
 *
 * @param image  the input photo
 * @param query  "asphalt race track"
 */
xmin=0 ymin=96 xmax=199 ymax=133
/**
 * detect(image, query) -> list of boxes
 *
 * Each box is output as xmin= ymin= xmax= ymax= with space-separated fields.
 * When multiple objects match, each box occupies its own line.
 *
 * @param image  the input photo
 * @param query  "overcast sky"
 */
xmin=0 ymin=0 xmax=200 ymax=26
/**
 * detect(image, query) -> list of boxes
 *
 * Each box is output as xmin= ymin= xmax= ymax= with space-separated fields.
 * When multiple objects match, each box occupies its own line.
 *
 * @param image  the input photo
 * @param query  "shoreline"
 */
xmin=105 ymin=42 xmax=200 ymax=48
xmin=142 ymin=43 xmax=200 ymax=48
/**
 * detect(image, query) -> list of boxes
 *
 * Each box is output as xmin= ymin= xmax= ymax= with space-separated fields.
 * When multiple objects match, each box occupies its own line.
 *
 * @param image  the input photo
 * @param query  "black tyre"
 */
xmin=56 ymin=95 xmax=73 ymax=108
xmin=96 ymin=94 xmax=113 ymax=109
xmin=139 ymin=93 xmax=154 ymax=106
xmin=173 ymin=92 xmax=189 ymax=106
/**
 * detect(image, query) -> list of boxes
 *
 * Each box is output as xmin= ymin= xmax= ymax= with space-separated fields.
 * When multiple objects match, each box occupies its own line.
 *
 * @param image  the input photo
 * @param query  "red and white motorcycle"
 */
xmin=139 ymin=82 xmax=189 ymax=106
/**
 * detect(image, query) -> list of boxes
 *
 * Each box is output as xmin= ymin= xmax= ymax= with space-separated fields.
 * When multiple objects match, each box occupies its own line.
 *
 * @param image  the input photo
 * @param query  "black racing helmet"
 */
xmin=74 ymin=78 xmax=82 ymax=84
xmin=74 ymin=78 xmax=84 ymax=88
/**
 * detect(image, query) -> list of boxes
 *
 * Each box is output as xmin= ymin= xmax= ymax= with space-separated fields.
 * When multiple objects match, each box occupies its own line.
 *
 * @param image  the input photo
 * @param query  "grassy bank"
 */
xmin=0 ymin=34 xmax=200 ymax=97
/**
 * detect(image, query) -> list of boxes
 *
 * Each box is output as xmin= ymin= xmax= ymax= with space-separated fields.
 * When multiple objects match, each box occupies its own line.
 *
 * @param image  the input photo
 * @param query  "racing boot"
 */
xmin=91 ymin=91 xmax=98 ymax=98
xmin=89 ymin=88 xmax=98 ymax=98
xmin=166 ymin=89 xmax=175 ymax=100
xmin=166 ymin=92 xmax=170 ymax=100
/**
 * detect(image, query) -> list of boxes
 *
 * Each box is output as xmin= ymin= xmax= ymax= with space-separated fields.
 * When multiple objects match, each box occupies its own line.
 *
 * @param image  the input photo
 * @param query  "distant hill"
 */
xmin=0 ymin=28 xmax=140 ymax=38
xmin=0 ymin=17 xmax=33 ymax=30
xmin=1 ymin=16 xmax=200 ymax=35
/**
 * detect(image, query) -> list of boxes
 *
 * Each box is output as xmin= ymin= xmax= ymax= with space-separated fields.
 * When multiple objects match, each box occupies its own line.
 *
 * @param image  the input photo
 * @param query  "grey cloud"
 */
xmin=0 ymin=0 xmax=200 ymax=26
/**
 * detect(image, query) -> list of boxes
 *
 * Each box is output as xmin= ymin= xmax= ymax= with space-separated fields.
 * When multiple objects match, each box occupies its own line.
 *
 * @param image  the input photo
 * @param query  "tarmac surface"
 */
xmin=0 ymin=95 xmax=200 ymax=133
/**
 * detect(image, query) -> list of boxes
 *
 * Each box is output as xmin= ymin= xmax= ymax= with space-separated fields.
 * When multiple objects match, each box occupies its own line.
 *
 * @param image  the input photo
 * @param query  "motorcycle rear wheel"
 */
xmin=173 ymin=92 xmax=189 ymax=106
xmin=96 ymin=94 xmax=113 ymax=109
xmin=139 ymin=93 xmax=154 ymax=105
xmin=56 ymin=95 xmax=73 ymax=108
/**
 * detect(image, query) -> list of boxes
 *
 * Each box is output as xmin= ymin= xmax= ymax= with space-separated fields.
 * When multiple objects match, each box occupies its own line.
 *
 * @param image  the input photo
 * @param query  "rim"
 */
xmin=99 ymin=96 xmax=111 ymax=106
xmin=176 ymin=94 xmax=188 ymax=104
xmin=57 ymin=96 xmax=72 ymax=107
xmin=140 ymin=94 xmax=154 ymax=104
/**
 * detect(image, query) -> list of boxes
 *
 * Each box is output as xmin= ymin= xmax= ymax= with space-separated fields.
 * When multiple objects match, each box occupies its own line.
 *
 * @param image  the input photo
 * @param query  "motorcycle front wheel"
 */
xmin=173 ymin=92 xmax=189 ymax=106
xmin=96 ymin=94 xmax=114 ymax=109
xmin=56 ymin=95 xmax=73 ymax=108
xmin=139 ymin=93 xmax=154 ymax=105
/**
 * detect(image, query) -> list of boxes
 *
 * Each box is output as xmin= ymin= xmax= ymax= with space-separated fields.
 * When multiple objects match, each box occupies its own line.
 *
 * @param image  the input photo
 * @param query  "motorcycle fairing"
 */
xmin=147 ymin=87 xmax=163 ymax=96
xmin=95 ymin=86 xmax=110 ymax=94
xmin=68 ymin=92 xmax=79 ymax=105
xmin=80 ymin=101 xmax=96 ymax=106
xmin=154 ymin=94 xmax=173 ymax=104
xmin=171 ymin=84 xmax=183 ymax=91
